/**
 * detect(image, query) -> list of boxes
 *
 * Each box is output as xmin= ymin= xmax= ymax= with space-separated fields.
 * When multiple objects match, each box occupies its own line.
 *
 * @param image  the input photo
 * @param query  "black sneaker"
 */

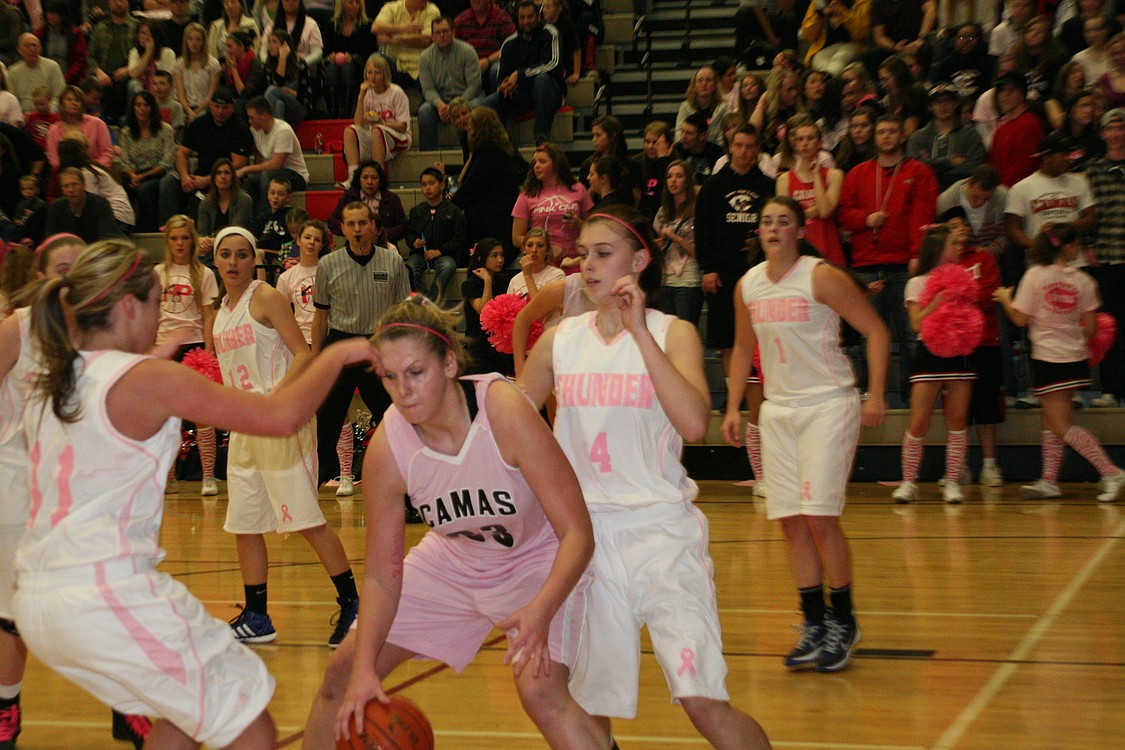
xmin=0 ymin=700 xmax=20 ymax=750
xmin=111 ymin=710 xmax=151 ymax=748
xmin=228 ymin=607 xmax=277 ymax=644
xmin=815 ymin=615 xmax=861 ymax=672
xmin=329 ymin=596 xmax=359 ymax=648
xmin=783 ymin=621 xmax=826 ymax=669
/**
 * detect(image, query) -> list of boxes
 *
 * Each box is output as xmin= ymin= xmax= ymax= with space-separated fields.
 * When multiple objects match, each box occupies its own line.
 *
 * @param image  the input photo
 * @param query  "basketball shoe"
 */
xmin=229 ymin=608 xmax=277 ymax=643
xmin=1020 ymin=479 xmax=1061 ymax=499
xmin=111 ymin=710 xmax=151 ymax=748
xmin=892 ymin=482 xmax=918 ymax=504
xmin=783 ymin=621 xmax=826 ymax=669
xmin=329 ymin=597 xmax=359 ymax=648
xmin=0 ymin=699 xmax=19 ymax=750
xmin=816 ymin=615 xmax=861 ymax=672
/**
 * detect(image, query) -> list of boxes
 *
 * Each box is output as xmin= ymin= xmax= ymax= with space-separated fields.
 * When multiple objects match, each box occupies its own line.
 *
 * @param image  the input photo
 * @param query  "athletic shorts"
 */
xmin=1030 ymin=359 xmax=1091 ymax=396
xmin=567 ymin=502 xmax=730 ymax=719
xmin=224 ymin=420 xmax=324 ymax=535
xmin=909 ymin=345 xmax=976 ymax=384
xmin=14 ymin=562 xmax=275 ymax=748
xmin=969 ymin=345 xmax=1005 ymax=425
xmin=353 ymin=123 xmax=409 ymax=163
xmin=759 ymin=390 xmax=860 ymax=520
xmin=379 ymin=524 xmax=588 ymax=673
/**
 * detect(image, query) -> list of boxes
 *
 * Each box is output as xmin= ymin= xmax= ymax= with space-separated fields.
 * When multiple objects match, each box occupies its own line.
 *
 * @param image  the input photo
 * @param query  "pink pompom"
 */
xmin=920 ymin=301 xmax=983 ymax=358
xmin=919 ymin=263 xmax=978 ymax=308
xmin=181 ymin=347 xmax=223 ymax=384
xmin=334 ymin=51 xmax=347 ymax=66
xmin=1089 ymin=312 xmax=1118 ymax=367
xmin=480 ymin=294 xmax=545 ymax=354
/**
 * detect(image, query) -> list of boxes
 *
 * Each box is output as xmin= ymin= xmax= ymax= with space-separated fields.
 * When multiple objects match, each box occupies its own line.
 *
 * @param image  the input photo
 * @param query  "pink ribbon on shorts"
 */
xmin=280 ymin=504 xmax=293 ymax=523
xmin=802 ymin=481 xmax=812 ymax=502
xmin=677 ymin=647 xmax=697 ymax=677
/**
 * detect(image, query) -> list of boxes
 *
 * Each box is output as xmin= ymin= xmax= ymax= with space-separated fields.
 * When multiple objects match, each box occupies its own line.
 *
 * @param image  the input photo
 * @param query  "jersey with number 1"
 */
xmin=552 ymin=309 xmax=698 ymax=509
xmin=213 ymin=280 xmax=291 ymax=393
xmin=739 ymin=255 xmax=854 ymax=403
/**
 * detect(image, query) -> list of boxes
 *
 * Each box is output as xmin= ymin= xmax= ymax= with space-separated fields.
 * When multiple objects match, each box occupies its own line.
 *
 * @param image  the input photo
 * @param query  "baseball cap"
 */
xmin=1038 ymin=131 xmax=1073 ymax=155
xmin=1101 ymin=108 xmax=1125 ymax=127
xmin=211 ymin=87 xmax=235 ymax=105
xmin=928 ymin=82 xmax=960 ymax=100
xmin=994 ymin=71 xmax=1028 ymax=92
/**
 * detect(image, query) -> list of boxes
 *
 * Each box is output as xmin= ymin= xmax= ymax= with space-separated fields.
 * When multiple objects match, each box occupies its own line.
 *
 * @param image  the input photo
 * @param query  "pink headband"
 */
xmin=77 ymin=252 xmax=143 ymax=310
xmin=35 ymin=233 xmax=83 ymax=261
xmin=377 ymin=322 xmax=451 ymax=346
xmin=587 ymin=213 xmax=651 ymax=253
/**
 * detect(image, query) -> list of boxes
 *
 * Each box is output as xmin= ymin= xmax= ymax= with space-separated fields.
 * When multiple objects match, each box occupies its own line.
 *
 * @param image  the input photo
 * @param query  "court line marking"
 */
xmin=932 ymin=516 xmax=1125 ymax=750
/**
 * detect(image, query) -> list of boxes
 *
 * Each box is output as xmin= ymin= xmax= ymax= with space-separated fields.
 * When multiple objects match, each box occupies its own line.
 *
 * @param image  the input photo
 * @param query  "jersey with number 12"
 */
xmin=213 ymin=280 xmax=292 ymax=394
xmin=552 ymin=309 xmax=698 ymax=509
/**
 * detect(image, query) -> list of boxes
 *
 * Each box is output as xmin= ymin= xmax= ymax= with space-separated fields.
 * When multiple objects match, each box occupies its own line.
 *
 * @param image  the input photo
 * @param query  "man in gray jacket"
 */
xmin=907 ymin=82 xmax=986 ymax=190
xmin=417 ymin=16 xmax=483 ymax=149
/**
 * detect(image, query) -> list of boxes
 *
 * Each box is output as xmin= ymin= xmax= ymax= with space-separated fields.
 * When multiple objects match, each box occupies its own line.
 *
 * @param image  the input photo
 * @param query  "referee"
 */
xmin=312 ymin=201 xmax=410 ymax=484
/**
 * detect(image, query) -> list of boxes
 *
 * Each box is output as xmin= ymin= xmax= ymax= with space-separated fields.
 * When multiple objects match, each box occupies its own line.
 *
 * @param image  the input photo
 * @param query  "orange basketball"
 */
xmin=336 ymin=696 xmax=434 ymax=750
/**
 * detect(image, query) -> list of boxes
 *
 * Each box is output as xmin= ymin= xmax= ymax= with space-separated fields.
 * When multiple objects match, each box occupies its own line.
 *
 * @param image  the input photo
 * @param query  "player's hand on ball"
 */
xmin=335 ymin=670 xmax=390 ymax=742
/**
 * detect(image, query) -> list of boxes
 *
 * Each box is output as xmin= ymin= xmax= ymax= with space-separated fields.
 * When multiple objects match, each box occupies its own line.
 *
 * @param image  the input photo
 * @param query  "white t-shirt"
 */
xmin=1005 ymin=170 xmax=1094 ymax=241
xmin=506 ymin=265 xmax=566 ymax=298
xmin=275 ymin=262 xmax=317 ymax=345
xmin=1012 ymin=262 xmax=1100 ymax=363
xmin=252 ymin=119 xmax=310 ymax=182
xmin=174 ymin=56 xmax=221 ymax=109
xmin=0 ymin=91 xmax=24 ymax=127
xmin=155 ymin=262 xmax=220 ymax=345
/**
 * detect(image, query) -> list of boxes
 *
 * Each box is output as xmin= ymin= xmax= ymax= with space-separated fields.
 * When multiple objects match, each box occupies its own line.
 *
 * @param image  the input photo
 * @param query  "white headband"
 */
xmin=214 ymin=226 xmax=257 ymax=251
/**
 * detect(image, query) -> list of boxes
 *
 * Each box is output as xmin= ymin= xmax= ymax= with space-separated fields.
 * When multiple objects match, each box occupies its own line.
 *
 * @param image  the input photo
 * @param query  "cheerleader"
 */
xmin=10 ymin=239 xmax=378 ymax=750
xmin=994 ymin=224 xmax=1125 ymax=501
xmin=156 ymin=216 xmax=221 ymax=497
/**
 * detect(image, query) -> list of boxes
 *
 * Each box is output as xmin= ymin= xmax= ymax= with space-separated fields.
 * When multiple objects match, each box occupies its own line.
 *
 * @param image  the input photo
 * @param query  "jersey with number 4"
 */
xmin=213 ymin=280 xmax=292 ymax=394
xmin=552 ymin=309 xmax=698 ymax=509
xmin=740 ymin=255 xmax=854 ymax=403
xmin=383 ymin=374 xmax=556 ymax=556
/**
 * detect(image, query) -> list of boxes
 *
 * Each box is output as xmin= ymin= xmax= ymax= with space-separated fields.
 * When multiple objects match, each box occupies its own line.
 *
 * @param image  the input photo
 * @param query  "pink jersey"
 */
xmin=551 ymin=309 xmax=698 ymax=509
xmin=382 ymin=374 xmax=557 ymax=557
xmin=18 ymin=351 xmax=181 ymax=578
xmin=740 ymin=255 xmax=855 ymax=404
xmin=275 ymin=263 xmax=317 ymax=345
xmin=1012 ymin=263 xmax=1100 ymax=363
xmin=214 ymin=280 xmax=292 ymax=393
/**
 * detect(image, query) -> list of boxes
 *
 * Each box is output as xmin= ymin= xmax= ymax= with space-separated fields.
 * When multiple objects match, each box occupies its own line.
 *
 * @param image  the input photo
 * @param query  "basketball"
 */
xmin=336 ymin=696 xmax=434 ymax=750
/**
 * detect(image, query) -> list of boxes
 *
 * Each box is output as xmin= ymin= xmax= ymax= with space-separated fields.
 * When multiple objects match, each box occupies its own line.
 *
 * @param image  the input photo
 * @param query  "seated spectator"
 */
xmin=1072 ymin=15 xmax=1115 ymax=84
xmin=238 ymin=94 xmax=308 ymax=212
xmin=511 ymin=141 xmax=592 ymax=273
xmin=117 ymin=89 xmax=176 ymax=231
xmin=863 ymin=0 xmax=935 ymax=77
xmin=989 ymin=0 xmax=1032 ymax=57
xmin=209 ymin=0 xmax=261 ymax=58
xmin=506 ymin=227 xmax=564 ymax=297
xmin=929 ymin=21 xmax=994 ymax=101
xmin=988 ymin=70 xmax=1046 ymax=186
xmin=259 ymin=0 xmax=325 ymax=103
xmin=160 ymin=0 xmax=194 ymax=54
xmin=342 ymin=52 xmax=410 ymax=180
xmin=731 ymin=71 xmax=765 ymax=117
xmin=633 ymin=119 xmax=675 ymax=219
xmin=0 ymin=3 xmax=22 ymax=67
xmin=8 ymin=32 xmax=65 ymax=112
xmin=87 ymin=0 xmax=138 ymax=122
xmin=0 ymin=120 xmax=46 ymax=200
xmin=715 ymin=56 xmax=739 ymax=112
xmin=578 ymin=113 xmax=633 ymax=190
xmin=58 ymin=136 xmax=135 ymax=231
xmin=36 ymin=1 xmax=88 ymax=86
xmin=263 ymin=28 xmax=306 ymax=124
xmin=4 ymin=174 xmax=47 ymax=245
xmin=801 ymin=0 xmax=870 ymax=76
xmin=197 ymin=157 xmax=254 ymax=255
xmin=0 ymin=68 xmax=22 ymax=126
xmin=480 ymin=1 xmax=565 ymax=145
xmin=322 ymin=0 xmax=375 ymax=117
xmin=128 ymin=19 xmax=177 ymax=100
xmin=446 ymin=94 xmax=472 ymax=160
xmin=1046 ymin=63 xmax=1089 ymax=131
xmin=417 ymin=16 xmax=483 ymax=151
xmin=674 ymin=111 xmax=725 ymax=186
xmin=174 ymin=22 xmax=222 ymax=124
xmin=250 ymin=0 xmax=277 ymax=34
xmin=371 ymin=0 xmax=439 ymax=88
xmin=44 ymin=165 xmax=126 ymax=241
xmin=452 ymin=105 xmax=523 ymax=261
xmin=906 ymin=82 xmax=985 ymax=190
xmin=936 ymin=163 xmax=1009 ymax=257
xmin=1096 ymin=32 xmax=1125 ymax=109
xmin=461 ymin=236 xmax=515 ymax=374
xmin=675 ymin=64 xmax=731 ymax=144
xmin=1011 ymin=15 xmax=1067 ymax=102
xmin=454 ymin=0 xmax=515 ymax=93
xmin=586 ymin=155 xmax=634 ymax=208
xmin=750 ymin=69 xmax=803 ymax=153
xmin=151 ymin=71 xmax=186 ymax=138
xmin=250 ymin=174 xmax=294 ymax=271
xmin=45 ymin=84 xmax=114 ymax=169
xmin=540 ymin=0 xmax=580 ymax=86
xmin=222 ymin=30 xmax=267 ymax=104
xmin=879 ymin=55 xmax=928 ymax=135
xmin=405 ymin=166 xmax=465 ymax=301
xmin=1058 ymin=88 xmax=1105 ymax=170
xmin=327 ymin=159 xmax=407 ymax=245
xmin=23 ymin=86 xmax=58 ymax=148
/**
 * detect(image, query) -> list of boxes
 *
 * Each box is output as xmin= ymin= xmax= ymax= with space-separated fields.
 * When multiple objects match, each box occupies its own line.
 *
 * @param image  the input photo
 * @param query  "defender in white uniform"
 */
xmin=521 ymin=209 xmax=771 ymax=750
xmin=724 ymin=196 xmax=889 ymax=674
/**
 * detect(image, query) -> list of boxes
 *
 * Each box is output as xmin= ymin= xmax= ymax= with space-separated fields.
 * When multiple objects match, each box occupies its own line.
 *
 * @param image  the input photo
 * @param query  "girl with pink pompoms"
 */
xmin=994 ymin=223 xmax=1125 ymax=503
xmin=891 ymin=225 xmax=983 ymax=505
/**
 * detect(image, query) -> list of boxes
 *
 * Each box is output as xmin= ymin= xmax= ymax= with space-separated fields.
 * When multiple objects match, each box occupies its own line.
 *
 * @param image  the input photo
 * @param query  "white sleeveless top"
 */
xmin=18 ymin=351 xmax=181 ymax=577
xmin=552 ymin=309 xmax=698 ymax=510
xmin=0 ymin=308 xmax=36 ymax=525
xmin=214 ymin=280 xmax=292 ymax=393
xmin=382 ymin=374 xmax=556 ymax=558
xmin=740 ymin=255 xmax=855 ymax=404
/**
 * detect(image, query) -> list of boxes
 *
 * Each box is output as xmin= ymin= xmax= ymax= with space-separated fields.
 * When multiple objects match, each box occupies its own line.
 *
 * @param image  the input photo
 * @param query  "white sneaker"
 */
xmin=1020 ymin=479 xmax=1061 ymax=499
xmin=200 ymin=477 xmax=219 ymax=497
xmin=335 ymin=476 xmax=354 ymax=497
xmin=939 ymin=466 xmax=972 ymax=486
xmin=943 ymin=482 xmax=964 ymax=504
xmin=892 ymin=482 xmax=918 ymax=504
xmin=1097 ymin=471 xmax=1125 ymax=502
xmin=165 ymin=478 xmax=179 ymax=494
xmin=751 ymin=481 xmax=766 ymax=498
xmin=980 ymin=463 xmax=1004 ymax=487
xmin=1090 ymin=393 xmax=1120 ymax=408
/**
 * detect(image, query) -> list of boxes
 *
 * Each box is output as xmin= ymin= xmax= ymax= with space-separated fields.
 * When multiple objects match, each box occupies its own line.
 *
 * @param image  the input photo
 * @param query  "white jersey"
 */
xmin=0 ymin=308 xmax=35 ymax=526
xmin=17 ymin=351 xmax=181 ymax=577
xmin=740 ymin=255 xmax=855 ymax=404
xmin=275 ymin=263 xmax=317 ymax=345
xmin=213 ymin=280 xmax=292 ymax=393
xmin=552 ymin=309 xmax=697 ymax=509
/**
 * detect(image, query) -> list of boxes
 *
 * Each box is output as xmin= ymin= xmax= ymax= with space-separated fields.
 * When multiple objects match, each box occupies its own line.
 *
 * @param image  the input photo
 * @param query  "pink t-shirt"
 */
xmin=511 ymin=184 xmax=594 ymax=270
xmin=1012 ymin=263 xmax=1100 ymax=363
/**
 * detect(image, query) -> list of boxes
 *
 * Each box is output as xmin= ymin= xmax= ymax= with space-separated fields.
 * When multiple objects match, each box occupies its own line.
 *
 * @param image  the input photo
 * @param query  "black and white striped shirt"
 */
xmin=313 ymin=244 xmax=410 ymax=334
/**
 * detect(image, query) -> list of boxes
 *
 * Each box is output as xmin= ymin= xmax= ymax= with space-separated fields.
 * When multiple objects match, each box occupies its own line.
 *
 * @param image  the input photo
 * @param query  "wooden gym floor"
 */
xmin=13 ymin=480 xmax=1125 ymax=749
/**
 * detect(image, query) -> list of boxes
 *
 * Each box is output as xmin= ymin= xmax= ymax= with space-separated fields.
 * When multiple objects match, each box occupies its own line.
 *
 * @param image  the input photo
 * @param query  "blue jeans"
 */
xmin=417 ymin=96 xmax=482 ymax=150
xmin=405 ymin=253 xmax=458 ymax=301
xmin=481 ymin=74 xmax=563 ymax=143
xmin=245 ymin=168 xmax=307 ymax=214
xmin=659 ymin=285 xmax=704 ymax=328
xmin=265 ymin=86 xmax=307 ymax=126
xmin=852 ymin=265 xmax=912 ymax=400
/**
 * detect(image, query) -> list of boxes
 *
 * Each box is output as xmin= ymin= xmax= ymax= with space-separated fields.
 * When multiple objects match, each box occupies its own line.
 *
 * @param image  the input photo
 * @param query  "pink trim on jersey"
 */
xmin=27 ymin=440 xmax=42 ymax=526
xmin=48 ymin=446 xmax=74 ymax=528
xmin=586 ymin=314 xmax=629 ymax=347
xmin=96 ymin=562 xmax=189 ymax=685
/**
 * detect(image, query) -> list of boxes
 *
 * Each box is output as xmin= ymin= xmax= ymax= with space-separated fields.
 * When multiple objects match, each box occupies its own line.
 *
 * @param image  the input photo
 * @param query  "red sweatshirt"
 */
xmin=959 ymin=247 xmax=1001 ymax=347
xmin=837 ymin=157 xmax=938 ymax=267
xmin=989 ymin=111 xmax=1046 ymax=188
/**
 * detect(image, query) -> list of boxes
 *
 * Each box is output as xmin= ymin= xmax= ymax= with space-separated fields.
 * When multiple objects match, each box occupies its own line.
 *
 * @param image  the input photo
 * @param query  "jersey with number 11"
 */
xmin=552 ymin=309 xmax=698 ymax=509
xmin=214 ymin=280 xmax=292 ymax=394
